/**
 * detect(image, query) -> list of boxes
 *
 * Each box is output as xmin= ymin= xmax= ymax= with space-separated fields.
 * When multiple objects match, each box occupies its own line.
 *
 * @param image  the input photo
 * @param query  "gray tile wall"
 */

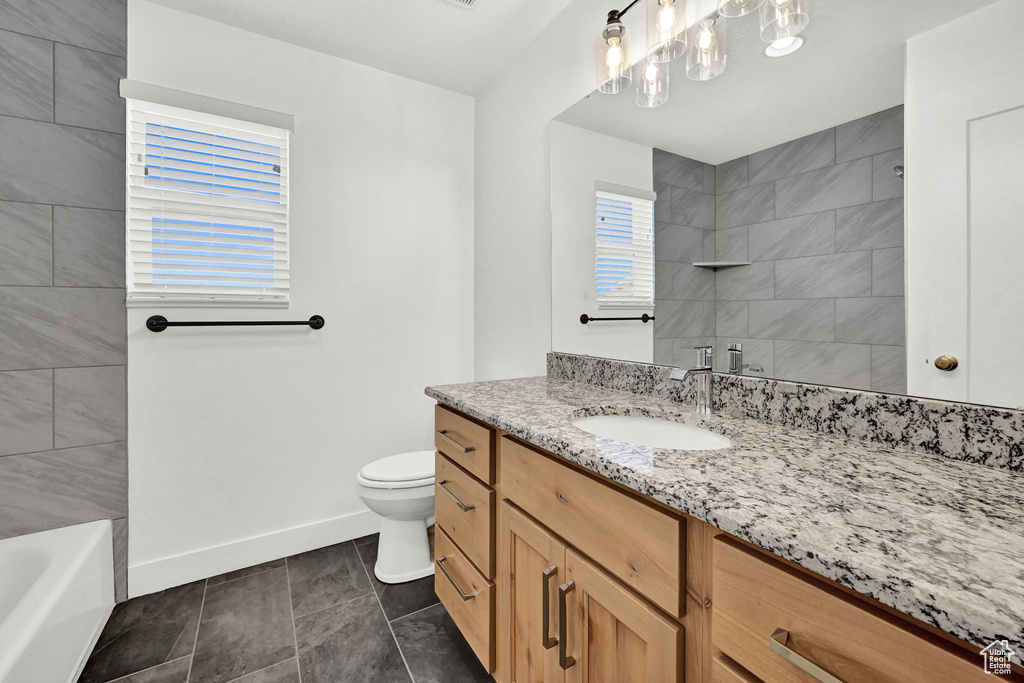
xmin=653 ymin=106 xmax=906 ymax=393
xmin=0 ymin=2 xmax=127 ymax=599
xmin=653 ymin=150 xmax=717 ymax=366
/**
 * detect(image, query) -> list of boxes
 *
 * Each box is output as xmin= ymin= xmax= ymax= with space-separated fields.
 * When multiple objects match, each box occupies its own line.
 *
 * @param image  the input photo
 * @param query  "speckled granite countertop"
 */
xmin=425 ymin=376 xmax=1024 ymax=655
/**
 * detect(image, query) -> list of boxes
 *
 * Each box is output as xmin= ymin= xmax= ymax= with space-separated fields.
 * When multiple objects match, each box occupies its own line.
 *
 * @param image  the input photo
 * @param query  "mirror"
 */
xmin=549 ymin=0 xmax=1024 ymax=410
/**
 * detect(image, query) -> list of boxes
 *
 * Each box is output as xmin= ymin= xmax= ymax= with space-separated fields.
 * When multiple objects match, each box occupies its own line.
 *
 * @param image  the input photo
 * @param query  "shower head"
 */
xmin=894 ymin=165 xmax=905 ymax=180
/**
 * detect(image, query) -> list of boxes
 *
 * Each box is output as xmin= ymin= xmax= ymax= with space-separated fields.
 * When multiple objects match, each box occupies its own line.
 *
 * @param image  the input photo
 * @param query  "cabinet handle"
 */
xmin=769 ymin=629 xmax=844 ymax=683
xmin=437 ymin=480 xmax=476 ymax=511
xmin=436 ymin=556 xmax=477 ymax=601
xmin=558 ymin=580 xmax=576 ymax=669
xmin=436 ymin=429 xmax=476 ymax=453
xmin=541 ymin=566 xmax=558 ymax=650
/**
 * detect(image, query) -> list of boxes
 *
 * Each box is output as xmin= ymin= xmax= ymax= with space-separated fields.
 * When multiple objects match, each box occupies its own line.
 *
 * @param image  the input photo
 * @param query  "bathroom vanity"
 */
xmin=426 ymin=354 xmax=1024 ymax=683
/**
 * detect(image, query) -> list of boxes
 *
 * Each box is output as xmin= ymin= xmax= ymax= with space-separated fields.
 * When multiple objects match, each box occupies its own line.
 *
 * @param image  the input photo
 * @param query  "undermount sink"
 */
xmin=572 ymin=414 xmax=733 ymax=451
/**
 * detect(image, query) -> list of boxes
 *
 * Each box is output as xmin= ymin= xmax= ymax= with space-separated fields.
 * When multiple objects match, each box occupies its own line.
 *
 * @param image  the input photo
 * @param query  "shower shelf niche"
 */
xmin=692 ymin=261 xmax=752 ymax=269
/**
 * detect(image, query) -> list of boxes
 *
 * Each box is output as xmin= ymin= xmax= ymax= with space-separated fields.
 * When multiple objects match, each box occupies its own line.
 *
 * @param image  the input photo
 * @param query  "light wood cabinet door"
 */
xmin=563 ymin=549 xmax=683 ymax=683
xmin=499 ymin=502 xmax=569 ymax=683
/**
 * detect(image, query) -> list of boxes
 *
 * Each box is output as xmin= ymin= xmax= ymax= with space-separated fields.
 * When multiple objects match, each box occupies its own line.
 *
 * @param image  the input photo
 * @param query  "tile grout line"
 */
xmin=388 ymin=600 xmax=441 ymax=625
xmin=290 ymin=588 xmax=376 ymax=623
xmin=354 ymin=541 xmax=417 ymax=683
xmin=184 ymin=579 xmax=209 ymax=683
xmin=100 ymin=655 xmax=193 ymax=683
xmin=283 ymin=557 xmax=303 ymax=683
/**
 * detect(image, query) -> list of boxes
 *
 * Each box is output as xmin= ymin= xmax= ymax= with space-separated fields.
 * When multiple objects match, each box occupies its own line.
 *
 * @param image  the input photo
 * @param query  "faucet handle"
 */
xmin=691 ymin=345 xmax=713 ymax=368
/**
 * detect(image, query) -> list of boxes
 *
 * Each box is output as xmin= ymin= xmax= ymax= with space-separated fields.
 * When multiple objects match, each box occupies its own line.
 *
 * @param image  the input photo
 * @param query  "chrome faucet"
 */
xmin=670 ymin=345 xmax=714 ymax=415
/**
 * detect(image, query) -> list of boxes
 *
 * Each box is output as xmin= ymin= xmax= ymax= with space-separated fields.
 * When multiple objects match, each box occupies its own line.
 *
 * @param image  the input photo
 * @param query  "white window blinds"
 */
xmin=126 ymin=99 xmax=290 ymax=305
xmin=595 ymin=189 xmax=655 ymax=308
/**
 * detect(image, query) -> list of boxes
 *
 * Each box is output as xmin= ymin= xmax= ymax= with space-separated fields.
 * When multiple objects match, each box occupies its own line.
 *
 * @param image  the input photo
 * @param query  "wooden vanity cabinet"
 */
xmin=498 ymin=501 xmax=684 ymax=683
xmin=433 ymin=403 xmax=1012 ymax=683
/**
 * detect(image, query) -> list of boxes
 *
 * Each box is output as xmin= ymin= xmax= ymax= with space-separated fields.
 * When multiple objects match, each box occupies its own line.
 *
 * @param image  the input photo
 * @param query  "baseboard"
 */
xmin=127 ymin=509 xmax=381 ymax=598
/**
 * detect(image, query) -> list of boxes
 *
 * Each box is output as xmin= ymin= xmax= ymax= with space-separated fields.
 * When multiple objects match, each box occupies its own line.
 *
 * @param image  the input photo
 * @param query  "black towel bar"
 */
xmin=146 ymin=315 xmax=325 ymax=332
xmin=580 ymin=313 xmax=654 ymax=324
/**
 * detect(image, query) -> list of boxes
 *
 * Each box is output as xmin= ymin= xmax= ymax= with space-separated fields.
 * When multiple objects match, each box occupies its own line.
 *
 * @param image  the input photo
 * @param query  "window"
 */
xmin=126 ymin=100 xmax=290 ymax=305
xmin=594 ymin=188 xmax=655 ymax=308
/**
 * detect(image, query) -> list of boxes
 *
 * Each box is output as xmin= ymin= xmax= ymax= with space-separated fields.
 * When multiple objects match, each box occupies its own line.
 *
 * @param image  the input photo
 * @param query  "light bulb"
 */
xmin=605 ymin=37 xmax=625 ymax=70
xmin=696 ymin=20 xmax=717 ymax=53
xmin=656 ymin=2 xmax=678 ymax=36
xmin=643 ymin=62 xmax=660 ymax=85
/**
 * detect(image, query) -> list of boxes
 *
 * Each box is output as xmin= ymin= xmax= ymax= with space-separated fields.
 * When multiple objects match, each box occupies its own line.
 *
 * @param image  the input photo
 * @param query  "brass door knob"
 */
xmin=934 ymin=355 xmax=959 ymax=371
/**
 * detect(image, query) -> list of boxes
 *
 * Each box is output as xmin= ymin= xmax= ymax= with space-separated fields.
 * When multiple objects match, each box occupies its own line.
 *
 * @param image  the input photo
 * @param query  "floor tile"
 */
xmin=79 ymin=581 xmax=205 ymax=683
xmin=190 ymin=568 xmax=296 ymax=683
xmin=357 ymin=539 xmax=440 ymax=621
xmin=295 ymin=593 xmax=411 ymax=683
xmin=107 ymin=656 xmax=191 ymax=683
xmin=391 ymin=603 xmax=491 ymax=683
xmin=287 ymin=541 xmax=373 ymax=618
xmin=207 ymin=559 xmax=286 ymax=587
xmin=227 ymin=658 xmax=301 ymax=683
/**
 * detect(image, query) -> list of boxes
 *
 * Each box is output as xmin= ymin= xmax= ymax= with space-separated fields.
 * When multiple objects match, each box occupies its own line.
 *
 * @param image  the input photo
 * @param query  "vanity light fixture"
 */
xmin=759 ymin=0 xmax=809 ymax=44
xmin=598 ymin=6 xmax=635 ymax=94
xmin=764 ymin=34 xmax=804 ymax=57
xmin=717 ymin=0 xmax=766 ymax=18
xmin=636 ymin=59 xmax=670 ymax=107
xmin=686 ymin=14 xmax=727 ymax=81
xmin=647 ymin=0 xmax=686 ymax=63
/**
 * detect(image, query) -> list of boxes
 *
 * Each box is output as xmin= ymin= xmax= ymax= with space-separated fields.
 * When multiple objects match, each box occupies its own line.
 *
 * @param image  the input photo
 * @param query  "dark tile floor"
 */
xmin=80 ymin=534 xmax=491 ymax=683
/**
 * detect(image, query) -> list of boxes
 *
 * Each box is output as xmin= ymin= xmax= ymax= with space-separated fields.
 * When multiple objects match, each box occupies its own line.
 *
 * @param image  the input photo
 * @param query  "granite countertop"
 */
xmin=425 ymin=376 xmax=1024 ymax=655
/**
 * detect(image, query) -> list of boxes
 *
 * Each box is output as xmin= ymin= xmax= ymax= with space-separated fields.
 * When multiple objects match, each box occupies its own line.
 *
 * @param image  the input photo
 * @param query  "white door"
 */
xmin=968 ymin=106 xmax=1024 ymax=409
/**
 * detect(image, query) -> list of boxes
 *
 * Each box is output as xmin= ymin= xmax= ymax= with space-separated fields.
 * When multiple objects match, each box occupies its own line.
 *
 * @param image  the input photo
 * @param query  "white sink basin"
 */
xmin=572 ymin=414 xmax=732 ymax=450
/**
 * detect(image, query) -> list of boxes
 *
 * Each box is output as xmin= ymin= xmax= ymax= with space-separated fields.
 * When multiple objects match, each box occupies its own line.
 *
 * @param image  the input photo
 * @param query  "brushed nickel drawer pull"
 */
xmin=558 ymin=580 xmax=576 ymax=669
xmin=438 ymin=480 xmax=476 ymax=512
xmin=436 ymin=556 xmax=477 ymax=601
xmin=541 ymin=566 xmax=558 ymax=650
xmin=436 ymin=429 xmax=476 ymax=453
xmin=769 ymin=629 xmax=844 ymax=683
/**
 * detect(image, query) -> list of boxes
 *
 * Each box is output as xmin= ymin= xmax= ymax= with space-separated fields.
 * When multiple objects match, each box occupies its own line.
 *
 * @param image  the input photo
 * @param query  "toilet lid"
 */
xmin=359 ymin=450 xmax=435 ymax=483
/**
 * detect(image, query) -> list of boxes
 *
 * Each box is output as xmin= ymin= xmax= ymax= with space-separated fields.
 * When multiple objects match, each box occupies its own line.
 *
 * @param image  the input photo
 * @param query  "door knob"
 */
xmin=934 ymin=355 xmax=959 ymax=371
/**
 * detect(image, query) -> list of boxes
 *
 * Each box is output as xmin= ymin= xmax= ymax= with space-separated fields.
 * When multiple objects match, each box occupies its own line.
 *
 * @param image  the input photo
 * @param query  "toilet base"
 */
xmin=373 ymin=517 xmax=433 ymax=584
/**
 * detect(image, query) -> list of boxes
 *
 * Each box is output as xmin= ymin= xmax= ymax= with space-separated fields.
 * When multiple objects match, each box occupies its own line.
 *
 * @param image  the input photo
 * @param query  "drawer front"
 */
xmin=499 ymin=436 xmax=685 ymax=618
xmin=712 ymin=537 xmax=991 ymax=683
xmin=435 ymin=452 xmax=495 ymax=577
xmin=435 ymin=404 xmax=495 ymax=484
xmin=435 ymin=525 xmax=494 ymax=672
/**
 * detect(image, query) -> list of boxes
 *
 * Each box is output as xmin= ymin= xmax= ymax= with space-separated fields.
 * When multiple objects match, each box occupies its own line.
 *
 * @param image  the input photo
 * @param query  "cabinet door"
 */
xmin=499 ymin=502 xmax=569 ymax=683
xmin=563 ymin=549 xmax=683 ymax=683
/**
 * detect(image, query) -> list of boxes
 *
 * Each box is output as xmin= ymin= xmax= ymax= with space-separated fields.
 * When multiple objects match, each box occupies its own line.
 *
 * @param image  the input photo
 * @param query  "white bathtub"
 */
xmin=0 ymin=521 xmax=114 ymax=683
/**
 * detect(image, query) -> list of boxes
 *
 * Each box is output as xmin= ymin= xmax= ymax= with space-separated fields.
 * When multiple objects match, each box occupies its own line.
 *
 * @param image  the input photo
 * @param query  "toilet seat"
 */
xmin=357 ymin=450 xmax=435 ymax=490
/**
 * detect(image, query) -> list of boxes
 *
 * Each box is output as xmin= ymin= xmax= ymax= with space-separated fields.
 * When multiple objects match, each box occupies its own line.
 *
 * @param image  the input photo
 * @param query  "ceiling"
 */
xmin=146 ymin=0 xmax=576 ymax=95
xmin=556 ymin=0 xmax=1002 ymax=164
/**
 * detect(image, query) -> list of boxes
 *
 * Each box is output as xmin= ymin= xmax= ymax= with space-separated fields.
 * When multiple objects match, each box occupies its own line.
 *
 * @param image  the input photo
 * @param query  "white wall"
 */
xmin=127 ymin=1 xmax=474 ymax=596
xmin=550 ymin=122 xmax=654 ymax=362
xmin=473 ymin=0 xmax=719 ymax=380
xmin=905 ymin=0 xmax=1024 ymax=403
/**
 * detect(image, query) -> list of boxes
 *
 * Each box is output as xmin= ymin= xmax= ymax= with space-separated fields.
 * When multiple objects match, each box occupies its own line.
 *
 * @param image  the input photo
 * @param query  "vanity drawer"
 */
xmin=435 ymin=525 xmax=494 ymax=672
xmin=434 ymin=404 xmax=495 ymax=485
xmin=499 ymin=436 xmax=685 ymax=618
xmin=435 ymin=452 xmax=494 ymax=577
xmin=712 ymin=536 xmax=991 ymax=683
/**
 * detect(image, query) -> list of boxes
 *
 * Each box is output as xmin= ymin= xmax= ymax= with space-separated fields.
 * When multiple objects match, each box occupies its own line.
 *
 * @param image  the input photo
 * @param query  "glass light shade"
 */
xmin=764 ymin=34 xmax=804 ymax=57
xmin=717 ymin=0 xmax=766 ymax=18
xmin=598 ymin=21 xmax=632 ymax=94
xmin=636 ymin=60 xmax=669 ymax=108
xmin=686 ymin=15 xmax=727 ymax=82
xmin=759 ymin=0 xmax=809 ymax=43
xmin=647 ymin=0 xmax=686 ymax=63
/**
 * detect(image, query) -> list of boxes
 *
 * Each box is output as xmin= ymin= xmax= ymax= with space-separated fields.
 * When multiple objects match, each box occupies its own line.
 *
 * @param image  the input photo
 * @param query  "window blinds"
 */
xmin=595 ymin=189 xmax=655 ymax=308
xmin=126 ymin=100 xmax=290 ymax=305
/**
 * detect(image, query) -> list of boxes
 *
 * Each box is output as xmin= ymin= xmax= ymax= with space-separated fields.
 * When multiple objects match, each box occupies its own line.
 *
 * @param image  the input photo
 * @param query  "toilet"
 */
xmin=356 ymin=450 xmax=436 ymax=584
